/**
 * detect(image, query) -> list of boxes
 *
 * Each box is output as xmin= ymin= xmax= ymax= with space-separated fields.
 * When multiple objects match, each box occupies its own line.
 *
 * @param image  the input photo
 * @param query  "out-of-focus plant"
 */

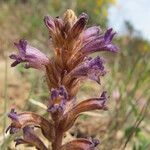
xmin=6 ymin=9 xmax=118 ymax=150
xmin=99 ymin=21 xmax=150 ymax=150
xmin=76 ymin=0 xmax=116 ymax=28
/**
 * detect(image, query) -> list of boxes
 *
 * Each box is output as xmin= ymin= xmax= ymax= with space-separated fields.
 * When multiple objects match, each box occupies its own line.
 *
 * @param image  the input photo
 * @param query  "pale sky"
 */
xmin=108 ymin=0 xmax=150 ymax=40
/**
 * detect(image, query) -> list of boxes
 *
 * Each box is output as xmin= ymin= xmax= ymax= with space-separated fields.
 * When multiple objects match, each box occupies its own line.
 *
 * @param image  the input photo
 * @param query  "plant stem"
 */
xmin=3 ymin=57 xmax=8 ymax=132
xmin=3 ymin=56 xmax=8 ymax=149
xmin=52 ymin=129 xmax=63 ymax=150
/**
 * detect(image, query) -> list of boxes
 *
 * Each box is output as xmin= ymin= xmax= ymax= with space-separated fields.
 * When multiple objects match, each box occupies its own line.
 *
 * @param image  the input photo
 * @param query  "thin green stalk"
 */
xmin=122 ymin=97 xmax=150 ymax=150
xmin=3 ymin=56 xmax=8 ymax=148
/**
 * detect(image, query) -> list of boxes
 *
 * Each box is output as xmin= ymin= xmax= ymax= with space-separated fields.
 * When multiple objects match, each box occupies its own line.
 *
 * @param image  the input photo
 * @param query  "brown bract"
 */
xmin=45 ymin=10 xmax=88 ymax=99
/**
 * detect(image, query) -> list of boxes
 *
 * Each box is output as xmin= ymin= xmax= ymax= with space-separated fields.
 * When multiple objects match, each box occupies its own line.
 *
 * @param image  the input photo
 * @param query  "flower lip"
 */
xmin=8 ymin=108 xmax=18 ymax=121
xmin=6 ymin=125 xmax=20 ymax=134
xmin=104 ymin=28 xmax=116 ymax=42
xmin=14 ymin=126 xmax=48 ymax=150
xmin=92 ymin=138 xmax=100 ymax=147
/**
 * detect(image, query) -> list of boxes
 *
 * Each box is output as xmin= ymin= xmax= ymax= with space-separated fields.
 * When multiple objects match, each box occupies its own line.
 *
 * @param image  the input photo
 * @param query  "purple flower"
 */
xmin=9 ymin=39 xmax=49 ymax=70
xmin=6 ymin=109 xmax=55 ymax=142
xmin=59 ymin=91 xmax=108 ymax=131
xmin=44 ymin=16 xmax=55 ymax=32
xmin=14 ymin=126 xmax=48 ymax=150
xmin=48 ymin=86 xmax=68 ymax=114
xmin=70 ymin=56 xmax=106 ymax=83
xmin=81 ymin=28 xmax=118 ymax=54
xmin=83 ymin=26 xmax=101 ymax=42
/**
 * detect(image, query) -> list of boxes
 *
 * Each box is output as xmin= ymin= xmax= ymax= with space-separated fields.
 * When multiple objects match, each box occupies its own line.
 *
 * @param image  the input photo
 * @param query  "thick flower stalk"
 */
xmin=7 ymin=9 xmax=118 ymax=150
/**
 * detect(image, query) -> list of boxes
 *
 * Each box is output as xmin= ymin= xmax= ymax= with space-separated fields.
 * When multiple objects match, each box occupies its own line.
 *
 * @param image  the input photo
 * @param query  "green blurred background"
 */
xmin=0 ymin=0 xmax=150 ymax=150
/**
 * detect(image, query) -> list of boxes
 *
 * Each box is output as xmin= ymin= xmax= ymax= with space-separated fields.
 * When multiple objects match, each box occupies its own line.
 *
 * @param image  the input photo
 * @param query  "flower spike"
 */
xmin=8 ymin=9 xmax=118 ymax=150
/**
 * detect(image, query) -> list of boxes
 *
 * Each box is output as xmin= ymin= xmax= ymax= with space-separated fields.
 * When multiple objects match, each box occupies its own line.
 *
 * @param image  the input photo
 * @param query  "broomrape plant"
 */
xmin=6 ymin=9 xmax=118 ymax=150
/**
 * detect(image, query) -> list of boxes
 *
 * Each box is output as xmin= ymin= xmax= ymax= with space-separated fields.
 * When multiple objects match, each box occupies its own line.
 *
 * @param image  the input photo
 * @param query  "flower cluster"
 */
xmin=7 ymin=9 xmax=118 ymax=150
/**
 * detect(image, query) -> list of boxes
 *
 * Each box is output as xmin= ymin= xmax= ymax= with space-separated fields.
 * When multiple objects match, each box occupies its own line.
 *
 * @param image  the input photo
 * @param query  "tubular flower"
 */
xmin=48 ymin=86 xmax=68 ymax=115
xmin=59 ymin=91 xmax=108 ymax=131
xmin=10 ymin=39 xmax=49 ymax=70
xmin=81 ymin=28 xmax=118 ymax=54
xmin=69 ymin=56 xmax=106 ymax=84
xmin=6 ymin=109 xmax=55 ymax=142
xmin=7 ymin=9 xmax=118 ymax=150
xmin=14 ymin=126 xmax=48 ymax=150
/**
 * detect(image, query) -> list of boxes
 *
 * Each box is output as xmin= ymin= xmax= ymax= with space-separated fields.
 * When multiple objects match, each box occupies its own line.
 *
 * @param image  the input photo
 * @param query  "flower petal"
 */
xmin=6 ymin=109 xmax=55 ymax=142
xmin=61 ymin=138 xmax=99 ymax=150
xmin=83 ymin=26 xmax=101 ymax=41
xmin=15 ymin=126 xmax=48 ymax=150
xmin=44 ymin=15 xmax=55 ymax=32
xmin=48 ymin=86 xmax=68 ymax=121
xmin=59 ymin=91 xmax=108 ymax=131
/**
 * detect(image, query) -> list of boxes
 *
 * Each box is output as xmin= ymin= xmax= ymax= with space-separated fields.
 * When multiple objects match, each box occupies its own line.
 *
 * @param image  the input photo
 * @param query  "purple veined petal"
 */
xmin=60 ymin=138 xmax=100 ymax=150
xmin=14 ymin=126 xmax=48 ymax=150
xmin=48 ymin=86 xmax=68 ymax=115
xmin=81 ymin=28 xmax=118 ymax=54
xmin=83 ymin=26 xmax=101 ymax=40
xmin=51 ymin=88 xmax=59 ymax=100
xmin=10 ymin=39 xmax=49 ymax=70
xmin=25 ymin=45 xmax=49 ymax=69
xmin=10 ymin=60 xmax=21 ymax=67
xmin=104 ymin=28 xmax=116 ymax=43
xmin=6 ymin=109 xmax=55 ymax=142
xmin=44 ymin=15 xmax=55 ymax=31
xmin=59 ymin=91 xmax=108 ymax=131
xmin=8 ymin=108 xmax=18 ymax=121
xmin=104 ymin=28 xmax=113 ymax=41
xmin=69 ymin=56 xmax=106 ymax=83
xmin=48 ymin=104 xmax=64 ymax=114
xmin=14 ymin=39 xmax=27 ymax=56
xmin=59 ymin=85 xmax=68 ymax=100
xmin=50 ymin=86 xmax=68 ymax=102
xmin=88 ymin=70 xmax=106 ymax=84
xmin=9 ymin=54 xmax=19 ymax=60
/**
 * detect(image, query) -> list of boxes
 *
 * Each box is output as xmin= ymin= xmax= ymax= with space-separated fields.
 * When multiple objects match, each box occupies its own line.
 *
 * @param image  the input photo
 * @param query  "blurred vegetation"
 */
xmin=0 ymin=0 xmax=150 ymax=150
